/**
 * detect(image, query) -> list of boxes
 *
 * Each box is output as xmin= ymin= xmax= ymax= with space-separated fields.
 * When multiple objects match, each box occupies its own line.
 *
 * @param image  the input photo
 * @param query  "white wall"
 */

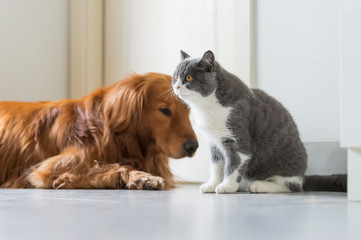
xmin=256 ymin=0 xmax=343 ymax=142
xmin=105 ymin=0 xmax=251 ymax=182
xmin=105 ymin=0 xmax=215 ymax=85
xmin=105 ymin=0 xmax=251 ymax=86
xmin=0 ymin=0 xmax=69 ymax=101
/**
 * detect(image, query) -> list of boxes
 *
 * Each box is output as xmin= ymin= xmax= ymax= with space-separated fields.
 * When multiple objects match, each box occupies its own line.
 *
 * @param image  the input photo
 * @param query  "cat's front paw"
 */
xmin=200 ymin=182 xmax=218 ymax=193
xmin=215 ymin=182 xmax=239 ymax=194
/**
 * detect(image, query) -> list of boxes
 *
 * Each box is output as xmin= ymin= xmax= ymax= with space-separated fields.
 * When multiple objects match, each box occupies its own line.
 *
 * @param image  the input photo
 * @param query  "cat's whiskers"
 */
xmin=170 ymin=91 xmax=179 ymax=101
xmin=161 ymin=88 xmax=175 ymax=102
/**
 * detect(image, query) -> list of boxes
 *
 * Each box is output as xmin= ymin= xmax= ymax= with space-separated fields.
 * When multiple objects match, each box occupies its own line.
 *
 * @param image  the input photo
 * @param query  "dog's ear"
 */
xmin=104 ymin=75 xmax=146 ymax=132
xmin=180 ymin=50 xmax=190 ymax=60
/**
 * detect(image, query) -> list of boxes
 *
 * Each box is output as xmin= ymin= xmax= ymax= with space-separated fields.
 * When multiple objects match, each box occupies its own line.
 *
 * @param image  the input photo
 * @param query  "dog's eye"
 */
xmin=159 ymin=108 xmax=172 ymax=117
xmin=186 ymin=75 xmax=192 ymax=82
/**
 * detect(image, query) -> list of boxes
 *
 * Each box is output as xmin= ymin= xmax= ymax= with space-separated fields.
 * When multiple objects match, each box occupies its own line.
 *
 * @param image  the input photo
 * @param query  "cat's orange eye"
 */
xmin=174 ymin=76 xmax=178 ymax=81
xmin=186 ymin=75 xmax=192 ymax=82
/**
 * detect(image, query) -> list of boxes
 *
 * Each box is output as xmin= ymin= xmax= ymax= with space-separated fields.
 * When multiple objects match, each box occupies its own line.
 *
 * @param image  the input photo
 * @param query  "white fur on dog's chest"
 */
xmin=189 ymin=92 xmax=234 ymax=145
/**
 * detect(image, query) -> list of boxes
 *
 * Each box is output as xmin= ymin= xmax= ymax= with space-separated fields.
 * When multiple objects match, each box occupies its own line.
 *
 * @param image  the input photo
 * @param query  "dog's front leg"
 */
xmin=26 ymin=148 xmax=84 ymax=188
xmin=52 ymin=162 xmax=165 ymax=190
xmin=26 ymin=149 xmax=165 ymax=189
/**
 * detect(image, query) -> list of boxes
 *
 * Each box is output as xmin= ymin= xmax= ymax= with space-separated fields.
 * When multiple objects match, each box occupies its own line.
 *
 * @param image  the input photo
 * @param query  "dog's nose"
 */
xmin=183 ymin=140 xmax=199 ymax=155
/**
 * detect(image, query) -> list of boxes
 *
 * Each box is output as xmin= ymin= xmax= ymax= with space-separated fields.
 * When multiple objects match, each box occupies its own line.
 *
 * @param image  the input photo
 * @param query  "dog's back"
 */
xmin=0 ymin=101 xmax=63 ymax=185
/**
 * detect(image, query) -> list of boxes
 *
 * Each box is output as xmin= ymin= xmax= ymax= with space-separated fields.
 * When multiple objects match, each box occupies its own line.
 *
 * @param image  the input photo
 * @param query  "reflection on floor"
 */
xmin=0 ymin=184 xmax=359 ymax=240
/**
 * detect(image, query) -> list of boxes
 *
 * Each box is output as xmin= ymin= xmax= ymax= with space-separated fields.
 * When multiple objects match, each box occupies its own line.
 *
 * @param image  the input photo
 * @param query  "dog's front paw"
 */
xmin=53 ymin=173 xmax=77 ymax=189
xmin=131 ymin=176 xmax=165 ymax=190
xmin=215 ymin=182 xmax=239 ymax=194
xmin=200 ymin=182 xmax=218 ymax=193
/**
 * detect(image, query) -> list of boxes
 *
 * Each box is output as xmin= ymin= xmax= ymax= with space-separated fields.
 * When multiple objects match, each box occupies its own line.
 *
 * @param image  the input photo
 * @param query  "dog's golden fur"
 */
xmin=0 ymin=73 xmax=197 ymax=189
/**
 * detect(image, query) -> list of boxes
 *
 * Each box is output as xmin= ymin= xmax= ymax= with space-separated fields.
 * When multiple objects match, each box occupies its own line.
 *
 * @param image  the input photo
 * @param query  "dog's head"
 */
xmin=143 ymin=73 xmax=198 ymax=158
xmin=105 ymin=73 xmax=198 ymax=159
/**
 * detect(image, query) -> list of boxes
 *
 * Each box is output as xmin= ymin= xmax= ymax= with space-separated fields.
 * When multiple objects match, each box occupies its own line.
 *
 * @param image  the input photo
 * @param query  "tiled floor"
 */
xmin=0 ymin=184 xmax=359 ymax=240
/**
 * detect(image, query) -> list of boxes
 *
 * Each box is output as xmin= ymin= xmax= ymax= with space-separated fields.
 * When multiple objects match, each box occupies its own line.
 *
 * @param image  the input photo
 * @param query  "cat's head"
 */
xmin=172 ymin=50 xmax=217 ymax=104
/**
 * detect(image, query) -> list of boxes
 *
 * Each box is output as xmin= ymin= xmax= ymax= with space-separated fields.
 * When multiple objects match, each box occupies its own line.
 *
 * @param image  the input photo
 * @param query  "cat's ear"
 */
xmin=201 ymin=50 xmax=215 ymax=65
xmin=180 ymin=50 xmax=190 ymax=60
xmin=196 ymin=50 xmax=215 ymax=72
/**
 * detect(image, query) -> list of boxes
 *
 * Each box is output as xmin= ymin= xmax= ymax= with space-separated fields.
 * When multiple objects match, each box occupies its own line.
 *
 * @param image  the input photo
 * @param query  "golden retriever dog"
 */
xmin=0 ymin=73 xmax=198 ymax=190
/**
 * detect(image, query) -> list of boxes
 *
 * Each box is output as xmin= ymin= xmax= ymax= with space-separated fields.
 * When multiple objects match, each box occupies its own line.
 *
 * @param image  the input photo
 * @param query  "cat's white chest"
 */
xmin=189 ymin=92 xmax=234 ymax=145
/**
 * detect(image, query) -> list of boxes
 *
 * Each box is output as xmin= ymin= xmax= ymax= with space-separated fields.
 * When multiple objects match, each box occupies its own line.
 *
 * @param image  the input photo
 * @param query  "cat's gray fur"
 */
xmin=172 ymin=50 xmax=346 ymax=193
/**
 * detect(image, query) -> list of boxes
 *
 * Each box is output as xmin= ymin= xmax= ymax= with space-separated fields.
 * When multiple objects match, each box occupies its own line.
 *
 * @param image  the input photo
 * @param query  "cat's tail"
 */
xmin=302 ymin=174 xmax=347 ymax=192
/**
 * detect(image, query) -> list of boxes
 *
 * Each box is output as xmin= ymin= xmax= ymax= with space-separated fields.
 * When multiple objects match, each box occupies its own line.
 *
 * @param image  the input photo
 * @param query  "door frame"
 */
xmin=69 ymin=0 xmax=104 ymax=99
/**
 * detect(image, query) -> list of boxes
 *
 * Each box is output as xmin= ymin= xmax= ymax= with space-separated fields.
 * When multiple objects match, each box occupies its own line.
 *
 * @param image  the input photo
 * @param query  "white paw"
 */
xmin=249 ymin=180 xmax=289 ymax=193
xmin=200 ymin=182 xmax=218 ymax=193
xmin=215 ymin=182 xmax=239 ymax=194
xmin=249 ymin=181 xmax=266 ymax=193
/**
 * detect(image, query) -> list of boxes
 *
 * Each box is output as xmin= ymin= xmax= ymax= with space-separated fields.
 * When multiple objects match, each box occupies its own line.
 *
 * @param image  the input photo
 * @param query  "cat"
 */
xmin=172 ymin=50 xmax=346 ymax=194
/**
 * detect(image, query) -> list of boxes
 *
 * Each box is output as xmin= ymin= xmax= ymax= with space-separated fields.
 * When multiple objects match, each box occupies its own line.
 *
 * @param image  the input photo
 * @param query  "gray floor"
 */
xmin=0 ymin=184 xmax=359 ymax=240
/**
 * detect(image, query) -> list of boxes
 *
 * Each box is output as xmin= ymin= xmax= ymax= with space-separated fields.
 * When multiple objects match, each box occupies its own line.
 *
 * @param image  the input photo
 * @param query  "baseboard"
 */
xmin=304 ymin=142 xmax=347 ymax=175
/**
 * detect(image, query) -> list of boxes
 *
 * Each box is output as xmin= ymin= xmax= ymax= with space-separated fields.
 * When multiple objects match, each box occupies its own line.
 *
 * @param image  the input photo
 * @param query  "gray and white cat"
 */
xmin=172 ymin=50 xmax=346 ymax=194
